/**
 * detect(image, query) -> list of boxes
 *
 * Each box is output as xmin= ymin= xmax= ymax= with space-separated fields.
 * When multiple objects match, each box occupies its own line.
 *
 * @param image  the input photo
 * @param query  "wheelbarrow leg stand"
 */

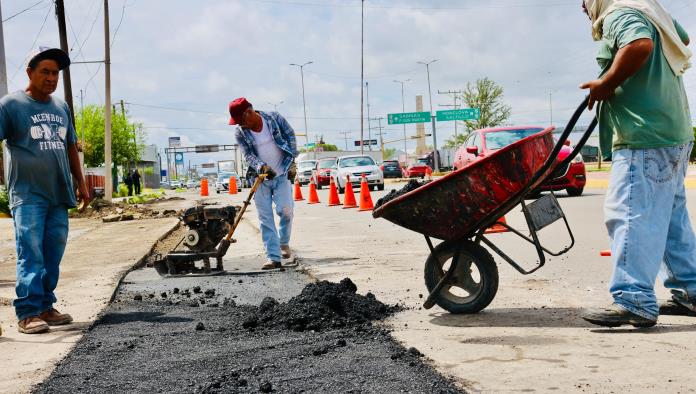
xmin=423 ymin=236 xmax=462 ymax=310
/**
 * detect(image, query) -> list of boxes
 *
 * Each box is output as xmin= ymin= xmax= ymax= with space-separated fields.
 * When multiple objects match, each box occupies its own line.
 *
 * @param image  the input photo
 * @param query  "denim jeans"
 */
xmin=254 ymin=176 xmax=293 ymax=262
xmin=606 ymin=142 xmax=696 ymax=320
xmin=12 ymin=203 xmax=69 ymax=320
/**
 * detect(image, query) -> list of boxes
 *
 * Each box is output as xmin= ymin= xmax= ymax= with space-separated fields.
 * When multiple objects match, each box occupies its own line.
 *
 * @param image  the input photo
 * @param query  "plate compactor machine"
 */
xmin=153 ymin=174 xmax=266 ymax=277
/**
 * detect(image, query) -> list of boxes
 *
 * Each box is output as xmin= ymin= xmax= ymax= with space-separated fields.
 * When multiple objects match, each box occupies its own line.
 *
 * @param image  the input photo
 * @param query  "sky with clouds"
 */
xmin=2 ymin=0 xmax=696 ymax=167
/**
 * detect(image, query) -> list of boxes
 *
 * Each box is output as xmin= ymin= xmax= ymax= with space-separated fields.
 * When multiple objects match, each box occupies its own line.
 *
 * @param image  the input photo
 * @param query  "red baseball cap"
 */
xmin=228 ymin=97 xmax=252 ymax=125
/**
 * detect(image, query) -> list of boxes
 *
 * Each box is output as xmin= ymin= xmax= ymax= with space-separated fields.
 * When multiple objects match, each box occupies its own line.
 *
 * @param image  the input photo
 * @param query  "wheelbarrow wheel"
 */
xmin=424 ymin=240 xmax=498 ymax=314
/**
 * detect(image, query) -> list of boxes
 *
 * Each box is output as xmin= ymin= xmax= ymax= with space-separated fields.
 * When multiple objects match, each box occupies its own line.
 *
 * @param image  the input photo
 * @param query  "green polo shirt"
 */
xmin=596 ymin=9 xmax=692 ymax=159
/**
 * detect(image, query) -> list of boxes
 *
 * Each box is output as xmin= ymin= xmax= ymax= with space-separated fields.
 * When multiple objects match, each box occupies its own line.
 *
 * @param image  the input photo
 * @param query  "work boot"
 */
xmin=18 ymin=316 xmax=50 ymax=334
xmin=659 ymin=296 xmax=696 ymax=317
xmin=39 ymin=308 xmax=73 ymax=326
xmin=261 ymin=260 xmax=284 ymax=271
xmin=280 ymin=245 xmax=294 ymax=264
xmin=582 ymin=303 xmax=657 ymax=328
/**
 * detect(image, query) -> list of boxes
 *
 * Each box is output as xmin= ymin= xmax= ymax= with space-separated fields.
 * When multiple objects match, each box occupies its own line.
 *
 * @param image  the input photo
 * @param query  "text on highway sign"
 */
xmin=387 ymin=111 xmax=431 ymax=125
xmin=435 ymin=108 xmax=481 ymax=122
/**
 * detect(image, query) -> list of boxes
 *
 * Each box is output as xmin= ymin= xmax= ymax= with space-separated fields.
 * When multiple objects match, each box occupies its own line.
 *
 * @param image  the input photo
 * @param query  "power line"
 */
xmin=242 ymin=0 xmax=575 ymax=11
xmin=110 ymin=1 xmax=127 ymax=48
xmin=2 ymin=0 xmax=46 ymax=23
xmin=8 ymin=3 xmax=53 ymax=88
xmin=65 ymin=9 xmax=103 ymax=104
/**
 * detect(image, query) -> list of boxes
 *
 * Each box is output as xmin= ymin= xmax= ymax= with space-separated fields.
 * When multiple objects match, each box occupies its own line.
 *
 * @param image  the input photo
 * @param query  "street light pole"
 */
xmin=393 ymin=79 xmax=410 ymax=163
xmin=360 ymin=0 xmax=365 ymax=156
xmin=267 ymin=100 xmax=284 ymax=112
xmin=290 ymin=61 xmax=313 ymax=158
xmin=366 ymin=82 xmax=372 ymax=152
xmin=417 ymin=59 xmax=439 ymax=172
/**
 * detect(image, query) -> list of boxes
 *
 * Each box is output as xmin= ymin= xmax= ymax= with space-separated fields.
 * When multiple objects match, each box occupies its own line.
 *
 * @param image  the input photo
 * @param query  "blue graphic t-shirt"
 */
xmin=0 ymin=91 xmax=77 ymax=208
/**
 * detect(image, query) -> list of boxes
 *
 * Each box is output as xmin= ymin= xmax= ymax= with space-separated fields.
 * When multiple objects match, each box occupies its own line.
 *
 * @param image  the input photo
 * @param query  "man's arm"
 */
xmin=580 ymin=38 xmax=654 ymax=110
xmin=67 ymin=143 xmax=90 ymax=210
xmin=276 ymin=113 xmax=298 ymax=157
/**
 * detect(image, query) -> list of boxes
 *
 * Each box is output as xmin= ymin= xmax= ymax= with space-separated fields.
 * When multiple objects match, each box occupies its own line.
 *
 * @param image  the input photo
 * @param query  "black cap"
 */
xmin=28 ymin=47 xmax=71 ymax=70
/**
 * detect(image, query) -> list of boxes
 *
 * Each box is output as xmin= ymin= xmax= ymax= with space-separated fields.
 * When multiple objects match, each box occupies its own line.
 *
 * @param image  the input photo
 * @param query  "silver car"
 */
xmin=331 ymin=155 xmax=384 ymax=194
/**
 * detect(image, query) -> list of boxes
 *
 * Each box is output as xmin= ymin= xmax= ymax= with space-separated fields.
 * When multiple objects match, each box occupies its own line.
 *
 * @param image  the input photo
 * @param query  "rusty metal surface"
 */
xmin=373 ymin=128 xmax=555 ymax=240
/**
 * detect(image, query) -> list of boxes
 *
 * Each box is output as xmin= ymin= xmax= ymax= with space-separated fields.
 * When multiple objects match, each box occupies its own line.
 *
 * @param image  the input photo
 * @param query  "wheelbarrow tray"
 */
xmin=373 ymin=128 xmax=555 ymax=241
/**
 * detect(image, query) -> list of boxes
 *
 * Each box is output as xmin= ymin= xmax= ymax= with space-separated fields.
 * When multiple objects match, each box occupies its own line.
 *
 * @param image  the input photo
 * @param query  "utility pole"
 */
xmin=0 ymin=2 xmax=8 ymax=185
xmin=374 ymin=117 xmax=386 ymax=162
xmin=339 ymin=131 xmax=351 ymax=151
xmin=359 ymin=0 xmax=364 ymax=156
xmin=289 ymin=61 xmax=312 ymax=158
xmin=79 ymin=89 xmax=85 ymax=148
xmin=418 ymin=59 xmax=439 ymax=172
xmin=393 ymin=79 xmax=410 ymax=163
xmin=104 ymin=0 xmax=113 ymax=201
xmin=438 ymin=89 xmax=463 ymax=137
xmin=365 ymin=82 xmax=372 ymax=151
xmin=55 ymin=0 xmax=76 ymax=125
xmin=549 ymin=91 xmax=553 ymax=126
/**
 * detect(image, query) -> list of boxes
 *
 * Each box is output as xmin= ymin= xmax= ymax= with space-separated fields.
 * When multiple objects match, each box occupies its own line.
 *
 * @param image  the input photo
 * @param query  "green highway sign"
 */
xmin=305 ymin=143 xmax=316 ymax=148
xmin=435 ymin=108 xmax=481 ymax=122
xmin=387 ymin=111 xmax=432 ymax=125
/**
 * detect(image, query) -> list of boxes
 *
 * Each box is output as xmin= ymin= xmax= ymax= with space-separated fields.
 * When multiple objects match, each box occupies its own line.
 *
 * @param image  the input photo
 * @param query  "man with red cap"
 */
xmin=230 ymin=98 xmax=298 ymax=270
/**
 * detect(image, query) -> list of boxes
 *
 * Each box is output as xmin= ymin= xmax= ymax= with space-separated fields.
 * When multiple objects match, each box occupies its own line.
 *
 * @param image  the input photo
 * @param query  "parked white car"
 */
xmin=331 ymin=155 xmax=384 ymax=194
xmin=297 ymin=160 xmax=318 ymax=185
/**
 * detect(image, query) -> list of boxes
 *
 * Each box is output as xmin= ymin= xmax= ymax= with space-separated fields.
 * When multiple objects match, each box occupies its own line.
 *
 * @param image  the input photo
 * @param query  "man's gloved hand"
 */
xmin=287 ymin=161 xmax=297 ymax=181
xmin=260 ymin=165 xmax=276 ymax=180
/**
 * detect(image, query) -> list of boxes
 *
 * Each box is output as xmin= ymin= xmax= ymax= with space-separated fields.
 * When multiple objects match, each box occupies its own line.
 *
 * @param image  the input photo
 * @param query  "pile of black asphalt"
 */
xmin=375 ymin=179 xmax=430 ymax=210
xmin=34 ymin=270 xmax=464 ymax=393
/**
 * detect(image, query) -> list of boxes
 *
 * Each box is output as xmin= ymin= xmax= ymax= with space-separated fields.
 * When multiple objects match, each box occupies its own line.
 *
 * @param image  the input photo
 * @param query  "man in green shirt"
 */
xmin=580 ymin=0 xmax=696 ymax=327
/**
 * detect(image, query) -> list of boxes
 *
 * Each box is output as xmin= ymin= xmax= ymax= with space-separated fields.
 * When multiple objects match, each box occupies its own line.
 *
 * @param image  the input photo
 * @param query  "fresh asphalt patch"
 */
xmin=34 ymin=267 xmax=464 ymax=393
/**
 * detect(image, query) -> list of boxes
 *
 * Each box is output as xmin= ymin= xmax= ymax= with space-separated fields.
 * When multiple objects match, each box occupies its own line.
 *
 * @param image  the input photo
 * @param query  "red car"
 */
xmin=312 ymin=157 xmax=337 ymax=190
xmin=402 ymin=163 xmax=431 ymax=178
xmin=453 ymin=126 xmax=586 ymax=196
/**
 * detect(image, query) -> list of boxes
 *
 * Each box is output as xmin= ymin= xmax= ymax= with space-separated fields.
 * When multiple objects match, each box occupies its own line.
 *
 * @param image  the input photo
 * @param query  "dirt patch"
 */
xmin=70 ymin=197 xmax=184 ymax=221
xmin=375 ymin=179 xmax=429 ymax=210
xmin=246 ymin=278 xmax=399 ymax=332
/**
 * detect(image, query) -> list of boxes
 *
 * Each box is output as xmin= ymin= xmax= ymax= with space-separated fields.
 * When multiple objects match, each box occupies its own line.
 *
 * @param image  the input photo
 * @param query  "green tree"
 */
xmin=304 ymin=143 xmax=338 ymax=152
xmin=444 ymin=77 xmax=511 ymax=148
xmin=383 ymin=147 xmax=396 ymax=160
xmin=75 ymin=105 xmax=146 ymax=167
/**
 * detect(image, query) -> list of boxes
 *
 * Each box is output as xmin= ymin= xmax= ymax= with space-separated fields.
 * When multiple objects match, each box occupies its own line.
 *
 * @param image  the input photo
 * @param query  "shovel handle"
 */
xmin=224 ymin=173 xmax=267 ymax=242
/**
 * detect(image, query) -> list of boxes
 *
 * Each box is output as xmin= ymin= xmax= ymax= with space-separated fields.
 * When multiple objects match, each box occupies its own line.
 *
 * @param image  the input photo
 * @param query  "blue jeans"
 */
xmin=606 ymin=142 xmax=696 ymax=320
xmin=254 ymin=176 xmax=293 ymax=262
xmin=11 ymin=203 xmax=69 ymax=320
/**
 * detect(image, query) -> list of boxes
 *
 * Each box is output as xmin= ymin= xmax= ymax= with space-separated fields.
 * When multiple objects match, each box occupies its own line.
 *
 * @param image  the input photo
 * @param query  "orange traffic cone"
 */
xmin=327 ymin=178 xmax=341 ymax=206
xmin=342 ymin=175 xmax=357 ymax=209
xmin=307 ymin=182 xmax=320 ymax=204
xmin=358 ymin=174 xmax=374 ymax=212
xmin=294 ymin=179 xmax=304 ymax=201
xmin=228 ymin=176 xmax=238 ymax=195
xmin=425 ymin=166 xmax=433 ymax=181
xmin=484 ymin=215 xmax=508 ymax=234
xmin=200 ymin=178 xmax=209 ymax=197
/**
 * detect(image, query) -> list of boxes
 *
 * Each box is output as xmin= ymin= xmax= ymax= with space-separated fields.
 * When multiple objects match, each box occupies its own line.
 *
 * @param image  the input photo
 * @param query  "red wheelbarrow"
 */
xmin=373 ymin=98 xmax=597 ymax=314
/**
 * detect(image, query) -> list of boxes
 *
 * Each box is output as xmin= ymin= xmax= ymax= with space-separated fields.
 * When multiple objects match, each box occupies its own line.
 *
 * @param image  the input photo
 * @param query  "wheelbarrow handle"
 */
xmin=521 ymin=96 xmax=597 ymax=197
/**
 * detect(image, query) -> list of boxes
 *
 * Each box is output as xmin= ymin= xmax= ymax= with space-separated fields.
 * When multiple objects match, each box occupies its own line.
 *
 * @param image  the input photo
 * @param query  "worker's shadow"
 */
xmin=96 ymin=311 xmax=193 ymax=326
xmin=429 ymin=307 xmax=696 ymax=333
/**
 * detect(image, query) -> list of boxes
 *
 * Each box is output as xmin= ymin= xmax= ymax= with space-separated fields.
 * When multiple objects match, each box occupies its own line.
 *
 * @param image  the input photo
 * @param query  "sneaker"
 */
xmin=659 ymin=297 xmax=696 ymax=317
xmin=38 ymin=308 xmax=73 ymax=326
xmin=18 ymin=316 xmax=50 ymax=334
xmin=261 ymin=260 xmax=284 ymax=271
xmin=582 ymin=303 xmax=657 ymax=328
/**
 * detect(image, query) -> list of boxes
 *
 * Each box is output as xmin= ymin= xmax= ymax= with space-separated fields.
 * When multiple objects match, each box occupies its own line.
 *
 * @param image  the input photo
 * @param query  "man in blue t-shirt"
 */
xmin=0 ymin=48 xmax=89 ymax=334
